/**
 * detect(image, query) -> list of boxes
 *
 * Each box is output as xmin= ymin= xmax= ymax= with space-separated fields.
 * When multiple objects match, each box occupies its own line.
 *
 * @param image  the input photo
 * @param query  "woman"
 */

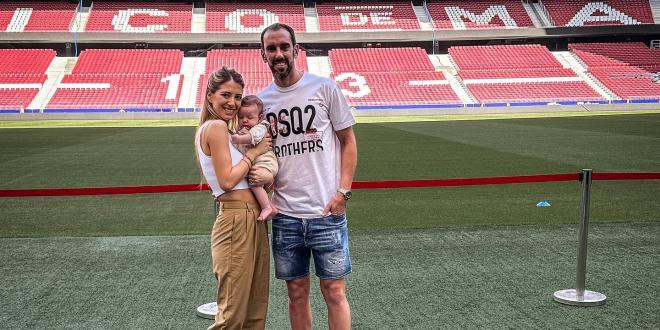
xmin=195 ymin=67 xmax=272 ymax=330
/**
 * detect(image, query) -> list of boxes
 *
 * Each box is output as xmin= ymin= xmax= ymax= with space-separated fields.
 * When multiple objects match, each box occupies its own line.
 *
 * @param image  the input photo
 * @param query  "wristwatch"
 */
xmin=337 ymin=188 xmax=352 ymax=201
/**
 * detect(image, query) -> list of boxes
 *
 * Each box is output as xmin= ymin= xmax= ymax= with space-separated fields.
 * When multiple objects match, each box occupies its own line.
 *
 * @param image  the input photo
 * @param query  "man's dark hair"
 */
xmin=260 ymin=23 xmax=297 ymax=49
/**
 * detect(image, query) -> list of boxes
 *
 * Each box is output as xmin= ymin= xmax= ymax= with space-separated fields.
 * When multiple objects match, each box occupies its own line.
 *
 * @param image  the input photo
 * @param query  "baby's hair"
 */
xmin=241 ymin=95 xmax=264 ymax=116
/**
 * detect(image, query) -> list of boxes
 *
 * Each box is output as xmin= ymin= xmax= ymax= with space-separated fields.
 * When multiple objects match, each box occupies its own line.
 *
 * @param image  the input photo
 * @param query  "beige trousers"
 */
xmin=208 ymin=201 xmax=270 ymax=330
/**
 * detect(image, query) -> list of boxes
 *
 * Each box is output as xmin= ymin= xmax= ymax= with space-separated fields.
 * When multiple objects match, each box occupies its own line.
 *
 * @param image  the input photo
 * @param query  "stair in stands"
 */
xmin=304 ymin=6 xmax=319 ymax=32
xmin=29 ymin=57 xmax=69 ymax=110
xmin=412 ymin=4 xmax=434 ymax=31
xmin=650 ymin=0 xmax=660 ymax=23
xmin=521 ymin=1 xmax=544 ymax=28
xmin=555 ymin=51 xmax=619 ymax=100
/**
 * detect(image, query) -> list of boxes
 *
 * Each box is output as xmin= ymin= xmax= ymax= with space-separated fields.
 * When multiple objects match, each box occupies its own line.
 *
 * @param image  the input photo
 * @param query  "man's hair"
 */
xmin=260 ymin=23 xmax=297 ymax=49
xmin=240 ymin=95 xmax=264 ymax=115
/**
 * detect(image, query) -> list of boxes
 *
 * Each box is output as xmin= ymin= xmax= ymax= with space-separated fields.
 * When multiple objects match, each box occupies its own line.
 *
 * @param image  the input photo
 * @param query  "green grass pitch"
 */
xmin=1 ymin=113 xmax=659 ymax=328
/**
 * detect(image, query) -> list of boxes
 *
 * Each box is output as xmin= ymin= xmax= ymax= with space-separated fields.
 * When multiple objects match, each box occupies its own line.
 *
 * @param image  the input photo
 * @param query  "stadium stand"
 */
xmin=589 ymin=67 xmax=660 ymax=100
xmin=458 ymin=69 xmax=576 ymax=79
xmin=316 ymin=2 xmax=421 ymax=31
xmin=0 ymin=1 xmax=77 ymax=32
xmin=450 ymin=45 xmax=603 ymax=103
xmin=47 ymin=49 xmax=184 ymax=109
xmin=450 ymin=44 xmax=562 ymax=70
xmin=206 ymin=2 xmax=306 ymax=33
xmin=70 ymin=49 xmax=183 ymax=74
xmin=85 ymin=2 xmax=192 ymax=32
xmin=570 ymin=42 xmax=660 ymax=100
xmin=0 ymin=49 xmax=54 ymax=74
xmin=0 ymin=49 xmax=54 ymax=110
xmin=427 ymin=0 xmax=534 ymax=30
xmin=197 ymin=49 xmax=309 ymax=107
xmin=1 ymin=2 xmax=658 ymax=112
xmin=330 ymin=47 xmax=435 ymax=72
xmin=329 ymin=47 xmax=461 ymax=105
xmin=570 ymin=42 xmax=660 ymax=71
xmin=466 ymin=82 xmax=602 ymax=103
xmin=540 ymin=0 xmax=655 ymax=27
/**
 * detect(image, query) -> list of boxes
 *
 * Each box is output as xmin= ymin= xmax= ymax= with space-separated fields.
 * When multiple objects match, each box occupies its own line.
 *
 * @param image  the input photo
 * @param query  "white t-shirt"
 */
xmin=259 ymin=72 xmax=355 ymax=218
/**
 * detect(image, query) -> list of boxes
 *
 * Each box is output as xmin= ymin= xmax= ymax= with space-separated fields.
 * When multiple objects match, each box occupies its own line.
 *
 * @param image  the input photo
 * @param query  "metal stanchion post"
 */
xmin=553 ymin=169 xmax=607 ymax=306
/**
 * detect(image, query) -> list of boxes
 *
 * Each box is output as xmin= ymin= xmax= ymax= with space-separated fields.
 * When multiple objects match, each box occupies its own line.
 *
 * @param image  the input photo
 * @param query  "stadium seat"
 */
xmin=427 ymin=0 xmax=534 ymax=30
xmin=206 ymin=2 xmax=305 ymax=33
xmin=450 ymin=45 xmax=603 ymax=103
xmin=0 ymin=1 xmax=77 ymax=32
xmin=330 ymin=47 xmax=436 ymax=72
xmin=458 ymin=69 xmax=576 ymax=80
xmin=570 ymin=42 xmax=660 ymax=71
xmin=541 ymin=0 xmax=654 ymax=27
xmin=569 ymin=42 xmax=660 ymax=100
xmin=317 ymin=2 xmax=421 ymax=31
xmin=47 ymin=49 xmax=184 ymax=109
xmin=0 ymin=49 xmax=54 ymax=109
xmin=85 ymin=2 xmax=192 ymax=33
xmin=467 ymin=82 xmax=602 ymax=103
xmin=328 ymin=47 xmax=460 ymax=105
xmin=3 ymin=1 xmax=657 ymax=111
xmin=589 ymin=67 xmax=660 ymax=100
xmin=449 ymin=44 xmax=564 ymax=71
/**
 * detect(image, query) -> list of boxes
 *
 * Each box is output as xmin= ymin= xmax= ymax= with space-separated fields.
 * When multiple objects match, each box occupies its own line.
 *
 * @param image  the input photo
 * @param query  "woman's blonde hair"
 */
xmin=195 ymin=67 xmax=245 ymax=187
xmin=200 ymin=66 xmax=245 ymax=132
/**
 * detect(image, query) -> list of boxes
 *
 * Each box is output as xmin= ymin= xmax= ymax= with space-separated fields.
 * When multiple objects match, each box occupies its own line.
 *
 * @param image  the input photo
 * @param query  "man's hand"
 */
xmin=323 ymin=192 xmax=346 ymax=217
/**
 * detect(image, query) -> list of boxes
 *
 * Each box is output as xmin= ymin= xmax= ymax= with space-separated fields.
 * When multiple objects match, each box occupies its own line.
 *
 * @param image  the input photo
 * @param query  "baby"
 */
xmin=231 ymin=95 xmax=278 ymax=221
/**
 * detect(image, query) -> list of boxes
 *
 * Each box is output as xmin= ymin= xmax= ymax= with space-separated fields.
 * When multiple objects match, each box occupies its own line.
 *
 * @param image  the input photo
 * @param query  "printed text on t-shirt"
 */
xmin=266 ymin=105 xmax=324 ymax=158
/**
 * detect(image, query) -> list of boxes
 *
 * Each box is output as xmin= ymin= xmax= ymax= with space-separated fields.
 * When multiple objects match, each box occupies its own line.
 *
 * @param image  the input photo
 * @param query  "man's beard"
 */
xmin=270 ymin=59 xmax=292 ymax=80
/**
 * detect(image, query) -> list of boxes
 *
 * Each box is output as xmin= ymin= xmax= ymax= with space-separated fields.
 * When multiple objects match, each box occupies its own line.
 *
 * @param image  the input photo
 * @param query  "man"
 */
xmin=254 ymin=23 xmax=357 ymax=330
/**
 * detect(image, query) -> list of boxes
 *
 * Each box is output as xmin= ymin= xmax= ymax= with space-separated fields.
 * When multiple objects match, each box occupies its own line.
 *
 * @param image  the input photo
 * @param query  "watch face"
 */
xmin=344 ymin=191 xmax=352 ymax=200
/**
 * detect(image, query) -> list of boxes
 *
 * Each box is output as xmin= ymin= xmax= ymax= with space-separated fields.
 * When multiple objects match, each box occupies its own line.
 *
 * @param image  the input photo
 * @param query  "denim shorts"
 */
xmin=271 ymin=213 xmax=352 ymax=280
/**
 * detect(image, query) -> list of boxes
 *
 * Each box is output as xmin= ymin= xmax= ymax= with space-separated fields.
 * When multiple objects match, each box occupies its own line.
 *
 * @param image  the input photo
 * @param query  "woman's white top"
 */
xmin=196 ymin=120 xmax=250 ymax=198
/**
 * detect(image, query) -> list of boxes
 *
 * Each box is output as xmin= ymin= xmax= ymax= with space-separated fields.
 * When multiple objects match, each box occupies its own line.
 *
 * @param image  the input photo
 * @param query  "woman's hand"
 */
xmin=245 ymin=135 xmax=272 ymax=160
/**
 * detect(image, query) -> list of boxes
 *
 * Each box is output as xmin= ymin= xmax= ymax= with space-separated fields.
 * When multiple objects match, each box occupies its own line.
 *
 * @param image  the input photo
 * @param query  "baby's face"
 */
xmin=238 ymin=105 xmax=261 ymax=129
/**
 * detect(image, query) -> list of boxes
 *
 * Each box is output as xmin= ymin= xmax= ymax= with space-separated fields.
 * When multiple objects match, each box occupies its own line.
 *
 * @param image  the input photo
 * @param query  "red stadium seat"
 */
xmin=570 ymin=42 xmax=660 ymax=71
xmin=467 ymin=82 xmax=602 ymax=103
xmin=330 ymin=47 xmax=436 ymax=72
xmin=85 ymin=2 xmax=192 ymax=33
xmin=0 ymin=49 xmax=54 ymax=109
xmin=427 ymin=0 xmax=534 ymax=30
xmin=206 ymin=2 xmax=305 ymax=33
xmin=570 ymin=42 xmax=660 ymax=100
xmin=590 ymin=68 xmax=660 ymax=100
xmin=48 ymin=49 xmax=184 ymax=109
xmin=317 ymin=2 xmax=420 ymax=32
xmin=459 ymin=69 xmax=576 ymax=80
xmin=0 ymin=1 xmax=77 ymax=32
xmin=541 ymin=0 xmax=654 ymax=27
xmin=450 ymin=45 xmax=603 ymax=103
xmin=449 ymin=44 xmax=564 ymax=71
xmin=328 ymin=47 xmax=460 ymax=105
xmin=3 ymin=0 xmax=657 ymax=110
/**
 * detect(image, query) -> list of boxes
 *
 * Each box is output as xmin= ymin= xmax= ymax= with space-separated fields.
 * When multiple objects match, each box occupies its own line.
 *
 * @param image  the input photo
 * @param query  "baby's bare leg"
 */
xmin=250 ymin=186 xmax=278 ymax=221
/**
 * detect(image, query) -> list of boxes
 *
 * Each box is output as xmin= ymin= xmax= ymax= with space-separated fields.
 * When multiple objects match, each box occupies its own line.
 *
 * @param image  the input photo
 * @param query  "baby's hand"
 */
xmin=230 ymin=133 xmax=248 ymax=145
